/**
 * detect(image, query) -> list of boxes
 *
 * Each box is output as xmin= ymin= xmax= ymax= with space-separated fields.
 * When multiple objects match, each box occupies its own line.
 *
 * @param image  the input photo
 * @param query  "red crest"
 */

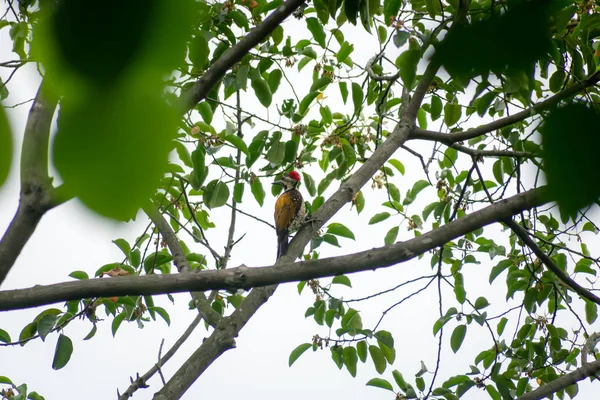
xmin=288 ymin=171 xmax=301 ymax=181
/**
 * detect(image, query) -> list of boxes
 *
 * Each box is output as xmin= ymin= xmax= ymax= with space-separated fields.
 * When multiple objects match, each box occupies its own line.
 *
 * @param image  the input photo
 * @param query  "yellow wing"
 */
xmin=274 ymin=192 xmax=301 ymax=235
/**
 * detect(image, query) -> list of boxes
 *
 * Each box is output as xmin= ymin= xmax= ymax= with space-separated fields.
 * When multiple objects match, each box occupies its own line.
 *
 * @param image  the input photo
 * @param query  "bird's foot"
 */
xmin=303 ymin=214 xmax=322 ymax=230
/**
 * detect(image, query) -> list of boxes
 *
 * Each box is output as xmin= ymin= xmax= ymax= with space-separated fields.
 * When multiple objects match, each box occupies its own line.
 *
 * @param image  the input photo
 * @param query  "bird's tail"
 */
xmin=277 ymin=230 xmax=289 ymax=260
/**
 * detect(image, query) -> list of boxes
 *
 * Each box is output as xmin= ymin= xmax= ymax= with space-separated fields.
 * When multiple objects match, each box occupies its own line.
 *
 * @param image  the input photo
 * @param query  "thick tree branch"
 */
xmin=0 ymin=81 xmax=57 ymax=286
xmin=144 ymin=204 xmax=221 ymax=327
xmin=179 ymin=0 xmax=307 ymax=112
xmin=410 ymin=70 xmax=600 ymax=145
xmin=0 ymin=187 xmax=550 ymax=311
xmin=516 ymin=359 xmax=600 ymax=400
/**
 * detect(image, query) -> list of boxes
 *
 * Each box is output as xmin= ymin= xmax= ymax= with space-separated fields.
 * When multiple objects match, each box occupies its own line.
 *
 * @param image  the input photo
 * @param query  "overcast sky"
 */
xmin=1 ymin=8 xmax=599 ymax=400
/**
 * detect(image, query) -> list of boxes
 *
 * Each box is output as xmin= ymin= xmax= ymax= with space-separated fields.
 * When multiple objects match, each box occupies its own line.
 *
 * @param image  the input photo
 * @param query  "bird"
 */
xmin=273 ymin=171 xmax=306 ymax=260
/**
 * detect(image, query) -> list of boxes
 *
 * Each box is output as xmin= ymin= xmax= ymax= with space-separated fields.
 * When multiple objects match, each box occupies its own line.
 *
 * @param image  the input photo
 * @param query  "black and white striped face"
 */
xmin=273 ymin=175 xmax=300 ymax=191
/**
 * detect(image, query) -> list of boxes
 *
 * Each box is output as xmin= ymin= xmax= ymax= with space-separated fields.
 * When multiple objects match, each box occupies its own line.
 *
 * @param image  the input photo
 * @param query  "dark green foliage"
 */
xmin=434 ymin=1 xmax=553 ymax=81
xmin=541 ymin=101 xmax=600 ymax=216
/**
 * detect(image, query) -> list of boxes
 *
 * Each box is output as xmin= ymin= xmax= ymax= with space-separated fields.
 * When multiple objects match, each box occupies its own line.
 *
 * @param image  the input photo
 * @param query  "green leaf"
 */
xmin=366 ymin=378 xmax=394 ymax=391
xmin=310 ymin=77 xmax=332 ymax=93
xmin=450 ymin=325 xmax=467 ymax=353
xmin=549 ymin=70 xmax=566 ymax=93
xmin=369 ymin=345 xmax=387 ymax=374
xmin=0 ymin=105 xmax=12 ymax=188
xmin=69 ymin=270 xmax=89 ymax=280
xmin=203 ymin=180 xmax=230 ymax=209
xmin=357 ymin=340 xmax=367 ymax=362
xmin=396 ymin=49 xmax=420 ymax=88
xmin=307 ymin=18 xmax=326 ymax=47
xmin=383 ymin=0 xmax=401 ymax=26
xmin=191 ymin=148 xmax=207 ymax=189
xmin=425 ymin=0 xmax=442 ymax=17
xmin=476 ymin=92 xmax=497 ymax=117
xmin=444 ymin=102 xmax=462 ymax=126
xmin=474 ymin=297 xmax=490 ymax=310
xmin=251 ymin=177 xmax=266 ymax=207
xmin=225 ymin=135 xmax=249 ymax=156
xmin=19 ymin=322 xmax=37 ymax=346
xmin=351 ymin=82 xmax=363 ymax=114
xmin=0 ymin=328 xmax=11 ymax=344
xmin=343 ymin=346 xmax=358 ymax=377
xmin=410 ymin=180 xmax=430 ymax=197
xmin=197 ymin=102 xmax=214 ymax=124
xmin=112 ymin=238 xmax=131 ymax=258
xmin=341 ymin=308 xmax=363 ymax=330
xmin=299 ymin=91 xmax=319 ymax=115
xmin=431 ymin=96 xmax=442 ymax=120
xmin=384 ymin=226 xmax=399 ymax=245
xmin=111 ymin=312 xmax=126 ymax=337
xmin=268 ymin=69 xmax=283 ymax=93
xmin=189 ymin=35 xmax=209 ymax=70
xmin=289 ymin=343 xmax=312 ymax=366
xmin=332 ymin=275 xmax=352 ymax=287
xmin=323 ymin=233 xmax=341 ymax=247
xmin=302 ymin=172 xmax=317 ymax=197
xmin=327 ymin=223 xmax=355 ymax=240
xmin=374 ymin=330 xmax=394 ymax=349
xmin=541 ymin=102 xmax=600 ymax=215
xmin=150 ymin=306 xmax=171 ymax=326
xmin=233 ymin=182 xmax=244 ymax=203
xmin=53 ymin=86 xmax=179 ymax=220
xmin=83 ymin=324 xmax=97 ymax=341
xmin=37 ymin=314 xmax=58 ymax=341
xmin=266 ymin=140 xmax=286 ymax=165
xmin=388 ymin=159 xmax=405 ymax=175
xmin=392 ymin=370 xmax=408 ymax=390
xmin=339 ymin=82 xmax=348 ymax=104
xmin=0 ymin=376 xmax=13 ymax=385
xmin=369 ymin=212 xmax=390 ymax=224
xmin=585 ymin=300 xmax=598 ymax=324
xmin=454 ymin=272 xmax=466 ymax=304
xmin=345 ymin=0 xmax=360 ymax=24
xmin=337 ymin=42 xmax=354 ymax=64
xmin=417 ymin=108 xmax=427 ymax=129
xmin=52 ymin=334 xmax=73 ymax=370
xmin=251 ymin=76 xmax=272 ymax=107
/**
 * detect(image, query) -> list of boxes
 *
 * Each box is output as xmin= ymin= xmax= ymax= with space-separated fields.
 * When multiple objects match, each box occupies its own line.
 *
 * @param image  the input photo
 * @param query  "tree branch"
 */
xmin=118 ymin=313 xmax=202 ymax=400
xmin=179 ymin=0 xmax=307 ymax=112
xmin=0 ymin=81 xmax=57 ymax=286
xmin=0 ymin=187 xmax=550 ymax=312
xmin=151 ymin=4 xmax=492 ymax=397
xmin=451 ymin=143 xmax=537 ymax=159
xmin=410 ymin=70 xmax=600 ymax=145
xmin=516 ymin=359 xmax=600 ymax=400
xmin=144 ymin=204 xmax=221 ymax=327
xmin=504 ymin=219 xmax=600 ymax=306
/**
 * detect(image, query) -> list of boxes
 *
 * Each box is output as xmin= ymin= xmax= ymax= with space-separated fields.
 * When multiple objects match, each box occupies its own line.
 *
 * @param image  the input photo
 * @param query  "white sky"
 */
xmin=1 ymin=6 xmax=600 ymax=400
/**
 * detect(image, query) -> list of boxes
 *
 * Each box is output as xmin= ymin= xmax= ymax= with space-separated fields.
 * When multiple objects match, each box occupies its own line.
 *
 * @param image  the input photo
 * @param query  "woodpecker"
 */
xmin=273 ymin=171 xmax=306 ymax=260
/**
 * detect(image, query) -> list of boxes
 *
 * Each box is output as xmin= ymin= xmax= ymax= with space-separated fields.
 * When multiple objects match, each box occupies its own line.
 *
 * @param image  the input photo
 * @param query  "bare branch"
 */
xmin=451 ymin=143 xmax=537 ymax=159
xmin=118 ymin=314 xmax=202 ymax=400
xmin=0 ymin=186 xmax=550 ymax=312
xmin=506 ymin=219 xmax=600 ymax=306
xmin=365 ymin=53 xmax=399 ymax=82
xmin=179 ymin=0 xmax=307 ymax=112
xmin=0 ymin=81 xmax=57 ymax=286
xmin=516 ymin=359 xmax=600 ymax=400
xmin=410 ymin=70 xmax=600 ymax=145
xmin=221 ymin=91 xmax=243 ymax=270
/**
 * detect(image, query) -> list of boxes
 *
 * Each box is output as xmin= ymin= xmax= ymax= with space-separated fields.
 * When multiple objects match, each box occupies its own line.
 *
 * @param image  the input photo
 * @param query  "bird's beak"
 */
xmin=272 ymin=180 xmax=283 ymax=186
